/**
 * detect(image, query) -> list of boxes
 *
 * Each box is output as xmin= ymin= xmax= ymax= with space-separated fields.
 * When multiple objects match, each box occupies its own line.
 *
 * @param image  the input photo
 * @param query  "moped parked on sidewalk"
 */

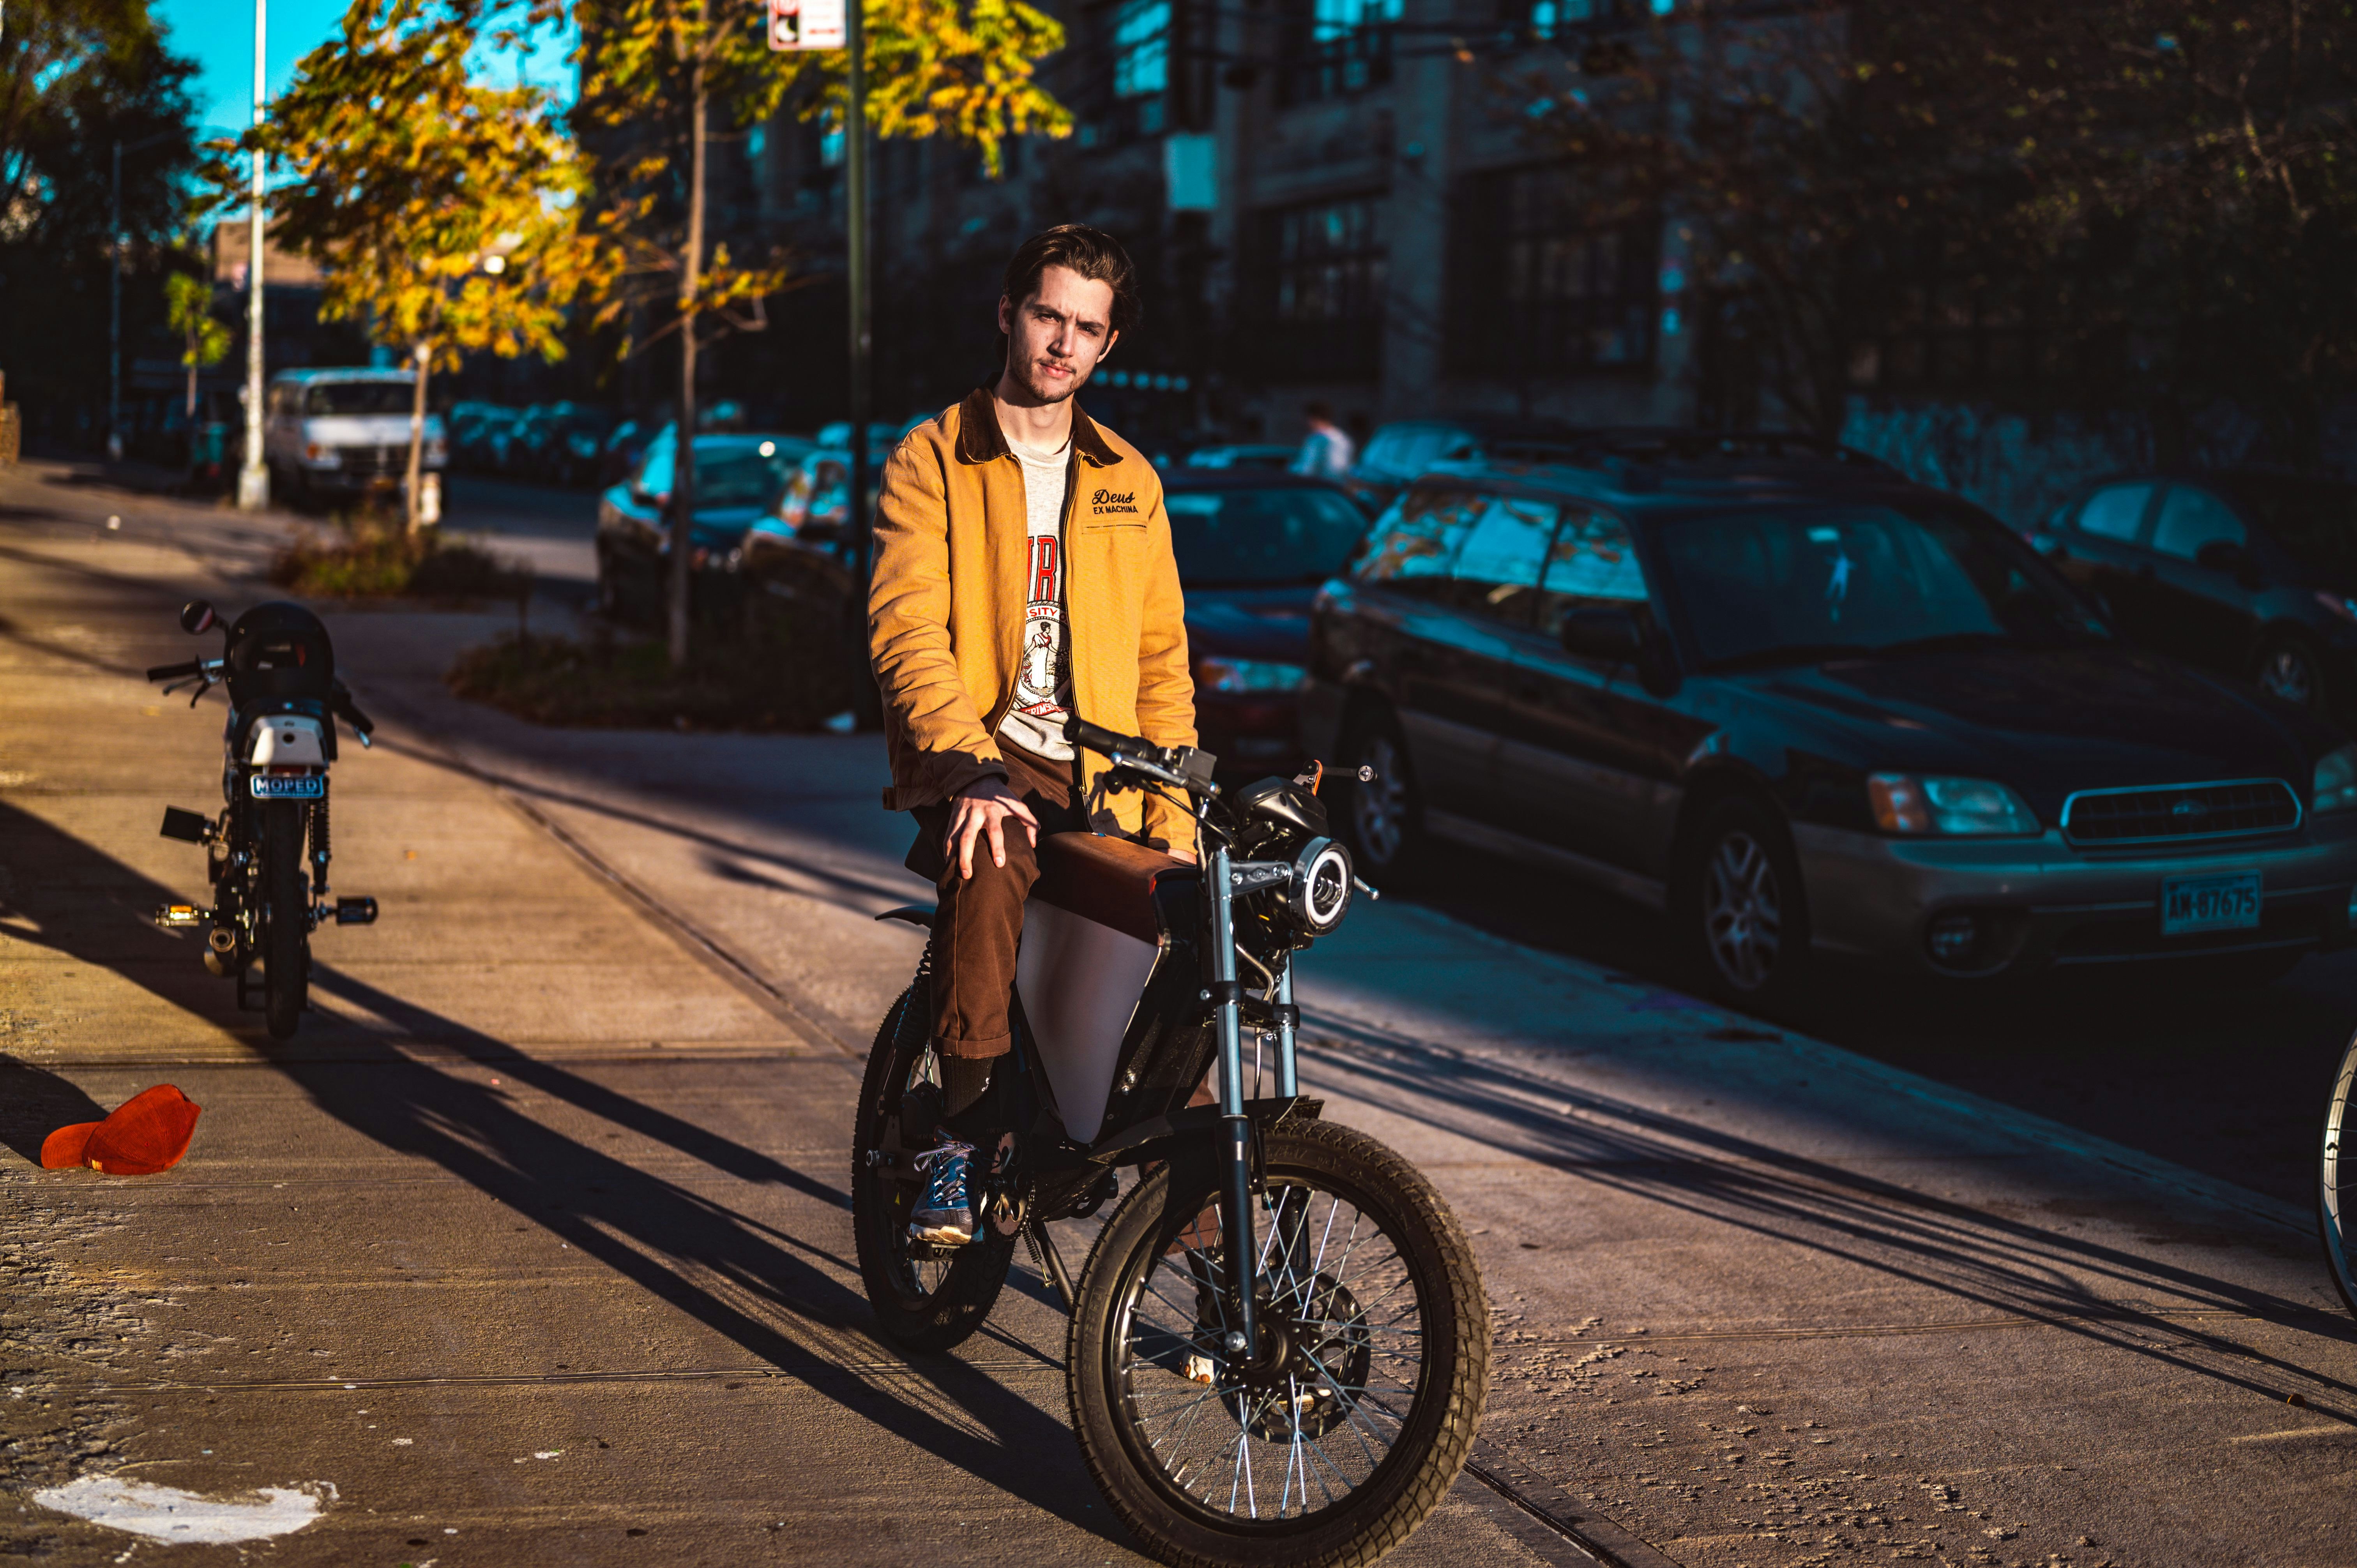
xmin=146 ymin=600 xmax=379 ymax=1040
xmin=851 ymin=717 xmax=1488 ymax=1568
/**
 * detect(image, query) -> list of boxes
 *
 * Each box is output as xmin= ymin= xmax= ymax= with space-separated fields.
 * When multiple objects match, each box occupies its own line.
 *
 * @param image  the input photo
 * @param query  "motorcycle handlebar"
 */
xmin=147 ymin=660 xmax=202 ymax=683
xmin=1063 ymin=716 xmax=1138 ymax=760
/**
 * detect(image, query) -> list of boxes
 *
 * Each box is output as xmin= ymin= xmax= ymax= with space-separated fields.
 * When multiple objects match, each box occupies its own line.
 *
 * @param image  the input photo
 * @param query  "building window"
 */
xmin=1240 ymin=195 xmax=1387 ymax=378
xmin=1280 ymin=0 xmax=1400 ymax=104
xmin=1114 ymin=0 xmax=1170 ymax=98
xmin=1449 ymin=166 xmax=1657 ymax=376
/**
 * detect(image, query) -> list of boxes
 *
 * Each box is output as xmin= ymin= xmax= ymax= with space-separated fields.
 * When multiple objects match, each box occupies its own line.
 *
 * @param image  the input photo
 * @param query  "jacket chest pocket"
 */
xmin=1079 ymin=520 xmax=1147 ymax=533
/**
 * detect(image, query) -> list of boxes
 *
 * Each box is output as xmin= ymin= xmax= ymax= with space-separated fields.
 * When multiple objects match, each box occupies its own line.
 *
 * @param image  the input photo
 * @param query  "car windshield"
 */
xmin=303 ymin=381 xmax=413 ymax=416
xmin=1655 ymin=503 xmax=2107 ymax=670
xmin=1166 ymin=487 xmax=1369 ymax=586
xmin=690 ymin=449 xmax=790 ymax=508
xmin=2214 ymin=474 xmax=2357 ymax=583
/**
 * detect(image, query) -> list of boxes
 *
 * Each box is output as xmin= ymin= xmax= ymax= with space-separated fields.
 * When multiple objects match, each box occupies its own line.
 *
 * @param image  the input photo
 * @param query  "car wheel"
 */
xmin=1338 ymin=706 xmax=1426 ymax=884
xmin=2255 ymin=637 xmax=2327 ymax=711
xmin=1681 ymin=795 xmax=1811 ymax=1005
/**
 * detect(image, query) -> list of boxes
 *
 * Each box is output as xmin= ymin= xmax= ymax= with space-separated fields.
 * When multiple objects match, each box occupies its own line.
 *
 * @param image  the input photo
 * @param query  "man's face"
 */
xmin=999 ymin=265 xmax=1119 ymax=405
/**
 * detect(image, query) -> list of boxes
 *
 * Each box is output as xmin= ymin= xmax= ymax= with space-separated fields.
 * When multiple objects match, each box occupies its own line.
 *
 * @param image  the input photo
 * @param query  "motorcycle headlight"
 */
xmin=1868 ymin=773 xmax=2040 ymax=836
xmin=2314 ymin=743 xmax=2357 ymax=814
xmin=1196 ymin=657 xmax=1309 ymax=694
xmin=1281 ymin=836 xmax=1354 ymax=937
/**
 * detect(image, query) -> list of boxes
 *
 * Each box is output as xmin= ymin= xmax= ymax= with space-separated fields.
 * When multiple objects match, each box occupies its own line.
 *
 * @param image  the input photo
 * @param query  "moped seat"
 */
xmin=1030 ymin=832 xmax=1191 ymax=945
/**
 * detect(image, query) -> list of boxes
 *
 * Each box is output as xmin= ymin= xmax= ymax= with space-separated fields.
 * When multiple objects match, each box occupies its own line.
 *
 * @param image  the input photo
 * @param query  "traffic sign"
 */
xmin=768 ymin=0 xmax=845 ymax=50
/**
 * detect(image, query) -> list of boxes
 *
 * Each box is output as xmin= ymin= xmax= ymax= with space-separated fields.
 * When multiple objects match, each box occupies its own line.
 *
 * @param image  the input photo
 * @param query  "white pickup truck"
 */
xmin=262 ymin=368 xmax=446 ymax=506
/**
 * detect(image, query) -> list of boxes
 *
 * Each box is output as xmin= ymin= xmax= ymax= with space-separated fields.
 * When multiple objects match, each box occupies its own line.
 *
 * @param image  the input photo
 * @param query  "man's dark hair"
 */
xmin=1003 ymin=224 xmax=1140 ymax=335
xmin=1304 ymin=399 xmax=1335 ymax=422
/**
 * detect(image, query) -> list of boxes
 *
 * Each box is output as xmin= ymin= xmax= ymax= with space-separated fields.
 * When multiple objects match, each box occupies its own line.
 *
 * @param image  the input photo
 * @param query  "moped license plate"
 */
xmin=249 ymin=773 xmax=324 ymax=800
xmin=2160 ymin=870 xmax=2262 ymax=936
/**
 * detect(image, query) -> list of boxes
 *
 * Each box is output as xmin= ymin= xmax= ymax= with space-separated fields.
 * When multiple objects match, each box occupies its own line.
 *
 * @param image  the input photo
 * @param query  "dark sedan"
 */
xmin=1303 ymin=454 xmax=2357 ymax=1002
xmin=1164 ymin=471 xmax=1372 ymax=775
xmin=2029 ymin=471 xmax=2357 ymax=722
xmin=595 ymin=433 xmax=811 ymax=625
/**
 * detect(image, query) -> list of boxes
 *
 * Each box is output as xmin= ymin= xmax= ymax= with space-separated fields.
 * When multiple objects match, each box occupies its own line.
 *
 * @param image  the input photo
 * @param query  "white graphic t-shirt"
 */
xmin=996 ymin=429 xmax=1075 ymax=761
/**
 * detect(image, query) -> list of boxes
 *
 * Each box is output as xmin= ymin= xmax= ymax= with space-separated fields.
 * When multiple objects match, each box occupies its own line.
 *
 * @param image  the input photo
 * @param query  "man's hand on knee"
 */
xmin=947 ymin=777 xmax=1040 ymax=879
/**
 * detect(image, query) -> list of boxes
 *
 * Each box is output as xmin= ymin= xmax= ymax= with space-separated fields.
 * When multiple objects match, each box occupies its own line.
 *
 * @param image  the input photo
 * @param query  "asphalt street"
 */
xmin=3 ymin=466 xmax=2354 ymax=1568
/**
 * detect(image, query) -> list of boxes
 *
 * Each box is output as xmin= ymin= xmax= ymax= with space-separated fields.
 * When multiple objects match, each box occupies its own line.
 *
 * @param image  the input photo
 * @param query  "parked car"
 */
xmin=261 ymin=369 xmax=445 ymax=506
xmin=2029 ymin=471 xmax=2357 ymax=724
xmin=1347 ymin=417 xmax=1576 ymax=510
xmin=595 ymin=433 xmax=811 ymax=625
xmin=1303 ymin=446 xmax=2357 ymax=1001
xmin=1183 ymin=444 xmax=1299 ymax=472
xmin=1164 ymin=471 xmax=1374 ymax=773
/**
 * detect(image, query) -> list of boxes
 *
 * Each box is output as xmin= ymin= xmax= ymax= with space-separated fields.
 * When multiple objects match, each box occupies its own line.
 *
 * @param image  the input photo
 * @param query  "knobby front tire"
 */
xmin=1067 ymin=1118 xmax=1488 ymax=1568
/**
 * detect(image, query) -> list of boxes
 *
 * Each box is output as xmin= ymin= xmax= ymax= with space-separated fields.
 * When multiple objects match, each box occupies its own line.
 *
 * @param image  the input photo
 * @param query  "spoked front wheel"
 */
xmin=2321 ymin=1026 xmax=2357 ymax=1316
xmin=1069 ymin=1119 xmax=1488 ymax=1568
xmin=850 ymin=982 xmax=1017 ymax=1351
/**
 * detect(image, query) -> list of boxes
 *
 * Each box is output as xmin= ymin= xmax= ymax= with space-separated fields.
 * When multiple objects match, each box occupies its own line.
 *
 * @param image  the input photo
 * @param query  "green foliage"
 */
xmin=446 ymin=608 xmax=852 ymax=731
xmin=270 ymin=517 xmax=532 ymax=599
xmin=205 ymin=0 xmax=601 ymax=377
xmin=164 ymin=272 xmax=229 ymax=372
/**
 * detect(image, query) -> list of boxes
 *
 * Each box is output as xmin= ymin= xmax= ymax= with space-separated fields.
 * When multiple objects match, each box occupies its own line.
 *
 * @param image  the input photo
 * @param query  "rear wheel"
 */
xmin=259 ymin=801 xmax=309 ymax=1039
xmin=1680 ymin=795 xmax=1810 ymax=1006
xmin=1336 ymin=709 xmax=1425 ymax=885
xmin=2321 ymin=1028 xmax=2357 ymax=1316
xmin=851 ymin=980 xmax=1017 ymax=1351
xmin=1068 ymin=1119 xmax=1488 ymax=1568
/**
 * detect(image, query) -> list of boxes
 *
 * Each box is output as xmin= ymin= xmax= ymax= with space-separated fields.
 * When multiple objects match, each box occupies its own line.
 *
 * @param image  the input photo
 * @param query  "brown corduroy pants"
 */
xmin=905 ymin=742 xmax=1090 ymax=1060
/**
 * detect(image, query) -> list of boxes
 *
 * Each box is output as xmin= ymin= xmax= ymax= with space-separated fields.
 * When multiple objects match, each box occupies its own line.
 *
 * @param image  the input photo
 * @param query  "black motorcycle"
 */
xmin=852 ymin=717 xmax=1488 ymax=1567
xmin=148 ymin=600 xmax=379 ymax=1039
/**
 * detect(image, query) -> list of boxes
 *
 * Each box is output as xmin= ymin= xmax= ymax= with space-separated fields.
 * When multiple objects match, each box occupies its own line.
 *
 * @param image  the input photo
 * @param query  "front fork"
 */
xmin=1206 ymin=841 xmax=1302 ymax=1363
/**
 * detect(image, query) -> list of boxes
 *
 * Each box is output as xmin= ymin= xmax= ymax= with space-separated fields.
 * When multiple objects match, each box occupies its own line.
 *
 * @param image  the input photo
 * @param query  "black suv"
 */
xmin=2028 ymin=471 xmax=2357 ymax=722
xmin=1302 ymin=445 xmax=2357 ymax=1001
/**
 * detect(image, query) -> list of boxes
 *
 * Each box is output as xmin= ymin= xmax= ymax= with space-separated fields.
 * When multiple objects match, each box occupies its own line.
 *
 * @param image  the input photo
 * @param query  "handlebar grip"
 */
xmin=1063 ymin=715 xmax=1140 ymax=758
xmin=147 ymin=660 xmax=201 ymax=682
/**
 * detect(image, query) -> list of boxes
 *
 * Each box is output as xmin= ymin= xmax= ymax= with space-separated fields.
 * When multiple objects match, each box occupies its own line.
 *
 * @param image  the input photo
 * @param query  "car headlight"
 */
xmin=1196 ymin=657 xmax=1309 ymax=694
xmin=2314 ymin=744 xmax=2357 ymax=814
xmin=1868 ymin=773 xmax=2039 ymax=835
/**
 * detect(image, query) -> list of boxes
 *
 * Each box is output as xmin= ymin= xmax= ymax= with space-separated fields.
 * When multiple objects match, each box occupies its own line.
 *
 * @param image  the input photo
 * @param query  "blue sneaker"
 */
xmin=909 ymin=1132 xmax=977 ymax=1245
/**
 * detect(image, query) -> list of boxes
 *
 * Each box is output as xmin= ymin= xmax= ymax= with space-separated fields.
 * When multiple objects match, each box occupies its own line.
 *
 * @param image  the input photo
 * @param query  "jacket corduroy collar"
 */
xmin=954 ymin=385 xmax=1120 ymax=468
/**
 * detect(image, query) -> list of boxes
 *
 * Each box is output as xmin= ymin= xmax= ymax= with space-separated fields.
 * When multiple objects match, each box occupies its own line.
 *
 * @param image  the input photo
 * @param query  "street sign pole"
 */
xmin=846 ymin=0 xmax=870 ymax=597
xmin=235 ymin=0 xmax=270 ymax=511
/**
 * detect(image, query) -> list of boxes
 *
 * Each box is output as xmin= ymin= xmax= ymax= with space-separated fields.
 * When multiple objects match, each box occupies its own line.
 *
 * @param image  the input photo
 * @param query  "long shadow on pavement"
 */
xmin=0 ymin=798 xmax=1127 ymax=1547
xmin=1304 ymin=1012 xmax=2357 ymax=1413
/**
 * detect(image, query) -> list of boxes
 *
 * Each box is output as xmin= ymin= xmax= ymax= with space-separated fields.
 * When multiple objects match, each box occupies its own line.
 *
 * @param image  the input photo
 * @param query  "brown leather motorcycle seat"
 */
xmin=1030 ymin=833 xmax=1192 ymax=945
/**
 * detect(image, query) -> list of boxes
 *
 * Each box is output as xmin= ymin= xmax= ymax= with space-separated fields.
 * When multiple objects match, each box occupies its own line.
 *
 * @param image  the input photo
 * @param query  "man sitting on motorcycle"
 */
xmin=868 ymin=224 xmax=1198 ymax=1245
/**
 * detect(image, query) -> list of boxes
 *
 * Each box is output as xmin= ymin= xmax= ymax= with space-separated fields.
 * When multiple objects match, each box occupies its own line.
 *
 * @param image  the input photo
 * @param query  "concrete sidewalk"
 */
xmin=5 ymin=460 xmax=2356 ymax=1567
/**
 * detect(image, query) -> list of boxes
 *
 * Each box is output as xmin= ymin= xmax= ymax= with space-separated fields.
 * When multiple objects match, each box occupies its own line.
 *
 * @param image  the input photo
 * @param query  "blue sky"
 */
xmin=156 ymin=0 xmax=577 ymax=141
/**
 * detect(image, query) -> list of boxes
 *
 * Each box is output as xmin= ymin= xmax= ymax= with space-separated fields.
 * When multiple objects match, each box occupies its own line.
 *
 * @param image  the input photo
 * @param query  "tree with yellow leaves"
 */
xmin=574 ymin=0 xmax=1070 ymax=666
xmin=211 ymin=0 xmax=603 ymax=530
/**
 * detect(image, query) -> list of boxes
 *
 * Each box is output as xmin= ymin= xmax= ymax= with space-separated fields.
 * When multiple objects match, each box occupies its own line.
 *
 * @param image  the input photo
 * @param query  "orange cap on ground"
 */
xmin=41 ymin=1085 xmax=203 ymax=1175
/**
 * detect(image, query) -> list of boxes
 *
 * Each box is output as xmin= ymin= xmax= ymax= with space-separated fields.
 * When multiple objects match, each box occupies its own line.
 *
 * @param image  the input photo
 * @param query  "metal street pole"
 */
xmin=108 ymin=140 xmax=122 ymax=463
xmin=235 ymin=0 xmax=270 ymax=511
xmin=846 ymin=0 xmax=870 ymax=568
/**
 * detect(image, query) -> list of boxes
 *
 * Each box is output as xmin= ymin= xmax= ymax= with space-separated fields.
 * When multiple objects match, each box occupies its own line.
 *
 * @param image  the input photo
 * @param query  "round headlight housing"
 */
xmin=1283 ymin=836 xmax=1354 ymax=938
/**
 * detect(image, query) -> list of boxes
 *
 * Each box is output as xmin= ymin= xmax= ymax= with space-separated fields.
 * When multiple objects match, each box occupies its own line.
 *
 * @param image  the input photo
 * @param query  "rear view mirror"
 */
xmin=1558 ymin=606 xmax=1645 ymax=662
xmin=179 ymin=600 xmax=217 ymax=635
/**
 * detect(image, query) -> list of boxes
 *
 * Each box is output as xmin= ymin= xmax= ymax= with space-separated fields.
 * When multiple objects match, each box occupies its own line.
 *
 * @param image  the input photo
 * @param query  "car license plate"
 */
xmin=2160 ymin=871 xmax=2262 ymax=936
xmin=249 ymin=773 xmax=324 ymax=800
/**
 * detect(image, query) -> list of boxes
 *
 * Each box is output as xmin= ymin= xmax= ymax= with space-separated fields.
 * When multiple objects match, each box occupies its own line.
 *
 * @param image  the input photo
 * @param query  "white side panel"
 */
xmin=248 ymin=716 xmax=328 ymax=766
xmin=1015 ymin=900 xmax=1159 ymax=1144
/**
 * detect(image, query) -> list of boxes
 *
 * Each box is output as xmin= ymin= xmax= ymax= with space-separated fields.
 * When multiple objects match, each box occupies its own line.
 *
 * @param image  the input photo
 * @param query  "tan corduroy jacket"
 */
xmin=868 ymin=387 xmax=1198 ymax=855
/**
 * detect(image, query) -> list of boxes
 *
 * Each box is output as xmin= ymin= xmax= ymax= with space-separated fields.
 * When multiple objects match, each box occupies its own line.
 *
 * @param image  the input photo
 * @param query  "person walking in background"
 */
xmin=1290 ymin=400 xmax=1355 ymax=479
